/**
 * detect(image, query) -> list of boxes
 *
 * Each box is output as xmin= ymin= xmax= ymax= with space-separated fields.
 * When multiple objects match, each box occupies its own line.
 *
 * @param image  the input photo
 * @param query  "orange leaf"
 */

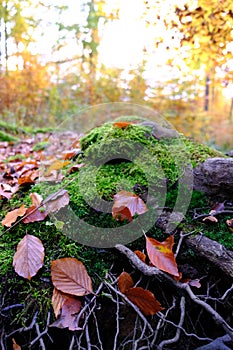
xmin=146 ymin=235 xmax=179 ymax=277
xmin=125 ymin=287 xmax=164 ymax=316
xmin=50 ymin=294 xmax=83 ymax=331
xmin=13 ymin=234 xmax=45 ymax=280
xmin=134 ymin=250 xmax=147 ymax=263
xmin=2 ymin=204 xmax=27 ymax=227
xmin=12 ymin=338 xmax=21 ymax=350
xmin=113 ymin=121 xmax=133 ymax=129
xmin=112 ymin=190 xmax=148 ymax=221
xmin=118 ymin=272 xmax=134 ymax=293
xmin=51 ymin=257 xmax=93 ymax=296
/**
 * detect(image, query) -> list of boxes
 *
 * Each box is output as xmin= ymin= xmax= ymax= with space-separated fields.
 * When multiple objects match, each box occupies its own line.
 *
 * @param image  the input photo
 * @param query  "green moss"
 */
xmin=0 ymin=118 xmax=229 ymax=329
xmin=32 ymin=141 xmax=50 ymax=151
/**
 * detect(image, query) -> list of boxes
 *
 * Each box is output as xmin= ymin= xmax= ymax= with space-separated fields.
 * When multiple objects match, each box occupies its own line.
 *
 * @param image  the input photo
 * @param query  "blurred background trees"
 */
xmin=0 ymin=0 xmax=233 ymax=149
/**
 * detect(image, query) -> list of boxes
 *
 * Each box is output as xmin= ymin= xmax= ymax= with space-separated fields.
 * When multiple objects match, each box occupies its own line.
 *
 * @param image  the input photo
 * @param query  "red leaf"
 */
xmin=118 ymin=272 xmax=134 ymax=293
xmin=146 ymin=235 xmax=179 ymax=277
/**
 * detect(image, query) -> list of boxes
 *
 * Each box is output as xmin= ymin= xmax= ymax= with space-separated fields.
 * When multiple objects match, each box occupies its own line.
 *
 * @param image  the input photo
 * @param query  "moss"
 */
xmin=0 ymin=130 xmax=19 ymax=142
xmin=0 ymin=118 xmax=229 ymax=329
xmin=32 ymin=141 xmax=50 ymax=151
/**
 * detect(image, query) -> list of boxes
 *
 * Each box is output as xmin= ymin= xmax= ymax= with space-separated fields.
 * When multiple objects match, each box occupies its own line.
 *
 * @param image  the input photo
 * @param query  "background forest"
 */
xmin=0 ymin=0 xmax=233 ymax=149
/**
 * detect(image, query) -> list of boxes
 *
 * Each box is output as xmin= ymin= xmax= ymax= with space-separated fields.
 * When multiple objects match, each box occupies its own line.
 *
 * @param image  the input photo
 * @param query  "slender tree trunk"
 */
xmin=229 ymin=97 xmax=233 ymax=121
xmin=204 ymin=74 xmax=210 ymax=111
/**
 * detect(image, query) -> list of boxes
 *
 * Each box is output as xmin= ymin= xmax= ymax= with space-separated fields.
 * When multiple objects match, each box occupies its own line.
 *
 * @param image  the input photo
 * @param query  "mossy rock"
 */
xmin=1 ymin=117 xmax=230 ymax=336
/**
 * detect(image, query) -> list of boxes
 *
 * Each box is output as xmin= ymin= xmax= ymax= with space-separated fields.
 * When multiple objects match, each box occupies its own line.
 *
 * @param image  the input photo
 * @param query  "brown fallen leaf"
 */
xmin=43 ymin=189 xmax=69 ymax=213
xmin=13 ymin=234 xmax=45 ymax=280
xmin=23 ymin=205 xmax=47 ymax=224
xmin=51 ymin=257 xmax=93 ymax=296
xmin=2 ymin=204 xmax=27 ymax=227
xmin=112 ymin=190 xmax=148 ymax=221
xmin=50 ymin=294 xmax=83 ymax=331
xmin=125 ymin=287 xmax=164 ymax=316
xmin=118 ymin=272 xmax=134 ymax=294
xmin=134 ymin=250 xmax=147 ymax=263
xmin=12 ymin=338 xmax=21 ymax=350
xmin=30 ymin=192 xmax=43 ymax=207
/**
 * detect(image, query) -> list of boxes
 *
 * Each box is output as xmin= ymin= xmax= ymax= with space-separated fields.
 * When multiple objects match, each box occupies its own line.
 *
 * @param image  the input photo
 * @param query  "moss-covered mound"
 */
xmin=1 ymin=117 xmax=232 ymax=343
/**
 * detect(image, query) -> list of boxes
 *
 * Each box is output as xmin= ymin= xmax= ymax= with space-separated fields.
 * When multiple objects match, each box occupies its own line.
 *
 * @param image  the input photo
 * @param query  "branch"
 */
xmin=115 ymin=244 xmax=233 ymax=341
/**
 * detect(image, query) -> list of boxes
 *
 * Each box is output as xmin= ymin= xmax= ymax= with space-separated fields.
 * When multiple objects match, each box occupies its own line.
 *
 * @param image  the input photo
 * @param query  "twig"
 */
xmin=104 ymin=280 xmax=154 ymax=334
xmin=29 ymin=312 xmax=51 ymax=347
xmin=193 ymin=210 xmax=233 ymax=221
xmin=175 ymin=230 xmax=197 ymax=257
xmin=35 ymin=323 xmax=46 ymax=350
xmin=158 ymin=296 xmax=185 ymax=349
xmin=6 ymin=311 xmax=38 ymax=338
xmin=113 ymin=293 xmax=120 ymax=350
xmin=115 ymin=243 xmax=233 ymax=340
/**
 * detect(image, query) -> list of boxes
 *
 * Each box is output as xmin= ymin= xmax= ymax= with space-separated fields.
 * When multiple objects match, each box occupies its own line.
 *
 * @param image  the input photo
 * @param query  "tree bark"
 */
xmin=185 ymin=233 xmax=233 ymax=278
xmin=193 ymin=157 xmax=233 ymax=199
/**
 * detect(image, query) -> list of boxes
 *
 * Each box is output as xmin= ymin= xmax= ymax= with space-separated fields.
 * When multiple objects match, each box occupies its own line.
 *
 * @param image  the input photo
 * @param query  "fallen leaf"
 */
xmin=146 ymin=235 xmax=179 ymax=277
xmin=68 ymin=163 xmax=85 ymax=174
xmin=0 ymin=183 xmax=15 ymax=199
xmin=113 ymin=206 xmax=132 ymax=222
xmin=30 ymin=192 xmax=43 ymax=207
xmin=52 ymin=288 xmax=66 ymax=318
xmin=13 ymin=234 xmax=45 ymax=280
xmin=125 ymin=287 xmax=164 ymax=315
xmin=50 ymin=294 xmax=83 ymax=331
xmin=45 ymin=160 xmax=70 ymax=175
xmin=118 ymin=272 xmax=134 ymax=294
xmin=23 ymin=205 xmax=47 ymax=224
xmin=18 ymin=170 xmax=39 ymax=185
xmin=51 ymin=257 xmax=93 ymax=296
xmin=134 ymin=250 xmax=147 ymax=263
xmin=43 ymin=189 xmax=69 ymax=213
xmin=226 ymin=218 xmax=233 ymax=232
xmin=12 ymin=338 xmax=21 ymax=350
xmin=113 ymin=121 xmax=134 ymax=128
xmin=2 ymin=204 xmax=27 ymax=227
xmin=112 ymin=190 xmax=148 ymax=221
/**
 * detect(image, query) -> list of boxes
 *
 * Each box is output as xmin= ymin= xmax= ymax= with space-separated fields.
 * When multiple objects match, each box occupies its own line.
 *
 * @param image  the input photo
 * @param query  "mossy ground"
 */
xmin=0 ymin=118 xmax=232 ymax=331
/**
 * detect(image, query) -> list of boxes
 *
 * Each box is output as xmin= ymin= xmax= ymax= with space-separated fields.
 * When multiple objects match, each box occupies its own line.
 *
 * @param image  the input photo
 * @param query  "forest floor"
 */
xmin=0 ymin=122 xmax=233 ymax=350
